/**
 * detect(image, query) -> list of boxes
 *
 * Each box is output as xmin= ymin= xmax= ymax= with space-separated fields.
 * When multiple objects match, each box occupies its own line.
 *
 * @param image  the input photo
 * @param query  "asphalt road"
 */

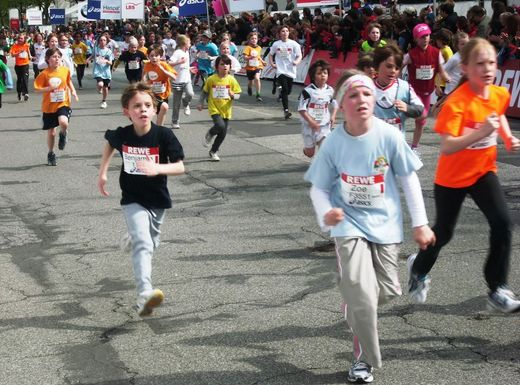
xmin=0 ymin=66 xmax=519 ymax=385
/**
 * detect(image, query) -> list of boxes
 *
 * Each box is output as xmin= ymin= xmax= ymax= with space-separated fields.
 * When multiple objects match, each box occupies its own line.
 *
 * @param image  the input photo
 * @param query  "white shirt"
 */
xmin=170 ymin=49 xmax=191 ymax=84
xmin=163 ymin=38 xmax=176 ymax=58
xmin=270 ymin=39 xmax=302 ymax=79
xmin=443 ymin=52 xmax=462 ymax=94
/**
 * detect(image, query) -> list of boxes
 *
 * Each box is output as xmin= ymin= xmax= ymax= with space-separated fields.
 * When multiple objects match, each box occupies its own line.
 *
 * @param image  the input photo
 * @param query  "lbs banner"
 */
xmin=178 ymin=0 xmax=207 ymax=17
xmin=49 ymin=9 xmax=65 ymax=25
xmin=121 ymin=0 xmax=145 ymax=19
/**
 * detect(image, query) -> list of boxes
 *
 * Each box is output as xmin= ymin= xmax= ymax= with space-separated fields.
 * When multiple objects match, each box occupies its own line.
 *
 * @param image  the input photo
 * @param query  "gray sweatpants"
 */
xmin=171 ymin=82 xmax=194 ymax=125
xmin=335 ymin=237 xmax=402 ymax=369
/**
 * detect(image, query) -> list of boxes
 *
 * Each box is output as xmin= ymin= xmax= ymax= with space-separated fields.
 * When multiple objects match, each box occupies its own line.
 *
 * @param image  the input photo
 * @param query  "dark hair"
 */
xmin=440 ymin=2 xmax=454 ymax=15
xmin=215 ymin=54 xmax=232 ymax=67
xmin=308 ymin=59 xmax=330 ymax=83
xmin=121 ymin=82 xmax=157 ymax=109
xmin=356 ymin=52 xmax=374 ymax=71
xmin=45 ymin=47 xmax=62 ymax=63
xmin=434 ymin=28 xmax=453 ymax=47
xmin=149 ymin=43 xmax=164 ymax=57
xmin=373 ymin=44 xmax=403 ymax=69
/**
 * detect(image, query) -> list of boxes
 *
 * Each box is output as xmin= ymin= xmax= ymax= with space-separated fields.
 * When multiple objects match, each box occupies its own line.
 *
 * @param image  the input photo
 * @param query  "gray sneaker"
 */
xmin=407 ymin=253 xmax=431 ymax=303
xmin=347 ymin=360 xmax=373 ymax=383
xmin=203 ymin=130 xmax=215 ymax=148
xmin=488 ymin=286 xmax=520 ymax=313
xmin=136 ymin=289 xmax=164 ymax=317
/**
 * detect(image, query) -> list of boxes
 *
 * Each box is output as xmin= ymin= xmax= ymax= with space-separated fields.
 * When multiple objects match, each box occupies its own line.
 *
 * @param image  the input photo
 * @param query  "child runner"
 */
xmin=137 ymin=35 xmax=148 ymax=57
xmin=373 ymin=44 xmax=424 ymax=137
xmin=97 ymin=82 xmax=185 ymax=317
xmin=33 ymin=48 xmax=79 ymax=166
xmin=433 ymin=28 xmax=454 ymax=98
xmin=9 ymin=33 xmax=31 ymax=102
xmin=305 ymin=70 xmax=435 ymax=384
xmin=407 ymin=38 xmax=520 ymax=313
xmin=269 ymin=25 xmax=302 ymax=120
xmin=196 ymin=31 xmax=219 ymax=86
xmin=356 ymin=52 xmax=376 ymax=79
xmin=169 ymin=34 xmax=195 ymax=129
xmin=403 ymin=23 xmax=451 ymax=153
xmin=30 ymin=33 xmax=45 ymax=78
xmin=142 ymin=44 xmax=177 ymax=127
xmin=443 ymin=31 xmax=469 ymax=95
xmin=219 ymin=42 xmax=241 ymax=74
xmin=298 ymin=59 xmax=338 ymax=158
xmin=57 ymin=33 xmax=75 ymax=78
xmin=198 ymin=55 xmax=241 ymax=162
xmin=92 ymin=35 xmax=114 ymax=109
xmin=359 ymin=23 xmax=387 ymax=54
xmin=0 ymin=58 xmax=14 ymax=108
xmin=243 ymin=31 xmax=266 ymax=102
xmin=71 ymin=32 xmax=88 ymax=89
xmin=116 ymin=37 xmax=147 ymax=83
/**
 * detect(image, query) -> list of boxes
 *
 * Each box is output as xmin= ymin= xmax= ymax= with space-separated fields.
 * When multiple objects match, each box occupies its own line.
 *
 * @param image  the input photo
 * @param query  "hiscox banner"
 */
xmin=121 ymin=0 xmax=145 ymax=20
xmin=227 ymin=0 xmax=264 ymax=13
xmin=49 ymin=9 xmax=66 ymax=25
xmin=26 ymin=8 xmax=43 ymax=25
xmin=87 ymin=0 xmax=101 ymax=20
xmin=101 ymin=0 xmax=122 ymax=20
xmin=178 ymin=0 xmax=207 ymax=17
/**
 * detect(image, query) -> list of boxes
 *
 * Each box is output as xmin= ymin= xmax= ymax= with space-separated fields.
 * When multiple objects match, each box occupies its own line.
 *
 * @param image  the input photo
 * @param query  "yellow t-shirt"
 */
xmin=243 ymin=45 xmax=263 ymax=70
xmin=203 ymin=73 xmax=241 ymax=119
xmin=71 ymin=42 xmax=88 ymax=65
xmin=436 ymin=45 xmax=453 ymax=89
xmin=34 ymin=66 xmax=71 ymax=113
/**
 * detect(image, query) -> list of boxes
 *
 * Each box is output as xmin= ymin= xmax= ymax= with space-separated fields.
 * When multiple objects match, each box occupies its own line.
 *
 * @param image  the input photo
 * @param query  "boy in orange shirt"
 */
xmin=10 ymin=34 xmax=32 ymax=101
xmin=142 ymin=45 xmax=176 ymax=126
xmin=34 ymin=48 xmax=78 ymax=166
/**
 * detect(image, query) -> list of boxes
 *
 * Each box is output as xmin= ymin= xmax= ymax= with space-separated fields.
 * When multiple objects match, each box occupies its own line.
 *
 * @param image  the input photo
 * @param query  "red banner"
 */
xmin=495 ymin=59 xmax=520 ymax=119
xmin=9 ymin=19 xmax=20 ymax=31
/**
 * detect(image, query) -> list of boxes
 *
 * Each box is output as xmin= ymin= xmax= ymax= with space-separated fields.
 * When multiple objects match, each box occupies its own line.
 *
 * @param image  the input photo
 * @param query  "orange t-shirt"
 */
xmin=434 ymin=82 xmax=511 ymax=188
xmin=10 ymin=43 xmax=31 ymax=66
xmin=34 ymin=66 xmax=71 ymax=113
xmin=243 ymin=45 xmax=263 ymax=70
xmin=143 ymin=61 xmax=175 ymax=100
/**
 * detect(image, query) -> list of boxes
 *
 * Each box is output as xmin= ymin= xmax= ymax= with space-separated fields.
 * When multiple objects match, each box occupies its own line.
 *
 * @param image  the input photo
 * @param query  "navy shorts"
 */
xmin=246 ymin=69 xmax=261 ymax=80
xmin=42 ymin=106 xmax=71 ymax=130
xmin=155 ymin=97 xmax=168 ymax=114
xmin=95 ymin=77 xmax=111 ymax=87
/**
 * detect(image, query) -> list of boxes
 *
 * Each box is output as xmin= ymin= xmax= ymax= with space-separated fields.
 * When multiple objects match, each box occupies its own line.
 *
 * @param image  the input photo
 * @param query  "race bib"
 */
xmin=277 ymin=47 xmax=290 ymax=59
xmin=50 ymin=90 xmax=65 ymax=103
xmin=340 ymin=173 xmax=385 ymax=208
xmin=122 ymin=145 xmax=160 ymax=175
xmin=462 ymin=122 xmax=498 ymax=150
xmin=19 ymin=51 xmax=28 ymax=59
xmin=128 ymin=60 xmax=140 ymax=70
xmin=74 ymin=48 xmax=83 ymax=55
xmin=152 ymin=81 xmax=166 ymax=94
xmin=96 ymin=56 xmax=105 ymax=65
xmin=383 ymin=117 xmax=402 ymax=130
xmin=212 ymin=85 xmax=230 ymax=99
xmin=416 ymin=66 xmax=434 ymax=80
xmin=308 ymin=103 xmax=327 ymax=121
xmin=198 ymin=51 xmax=208 ymax=59
xmin=248 ymin=58 xmax=259 ymax=67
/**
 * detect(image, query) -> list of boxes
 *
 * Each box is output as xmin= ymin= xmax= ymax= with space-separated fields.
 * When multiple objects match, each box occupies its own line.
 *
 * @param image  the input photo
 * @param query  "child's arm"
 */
xmin=309 ymin=185 xmax=344 ymax=231
xmin=498 ymin=114 xmax=520 ymax=152
xmin=299 ymin=110 xmax=320 ymax=131
xmin=136 ymin=159 xmax=185 ymax=177
xmin=197 ymin=89 xmax=208 ymax=110
xmin=158 ymin=62 xmax=177 ymax=80
xmin=98 ymin=143 xmax=117 ymax=196
xmin=437 ymin=53 xmax=451 ymax=83
xmin=67 ymin=77 xmax=79 ymax=102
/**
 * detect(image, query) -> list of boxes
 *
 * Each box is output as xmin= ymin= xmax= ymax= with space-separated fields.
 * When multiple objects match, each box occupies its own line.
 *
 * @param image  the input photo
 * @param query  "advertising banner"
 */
xmin=178 ymin=0 xmax=207 ymax=17
xmin=121 ymin=0 xmax=145 ymax=19
xmin=26 ymin=8 xmax=43 ymax=26
xmin=87 ymin=0 xmax=102 ymax=20
xmin=296 ymin=0 xmax=339 ymax=7
xmin=495 ymin=59 xmax=520 ymax=119
xmin=10 ymin=19 xmax=20 ymax=31
xmin=101 ymin=0 xmax=122 ymax=20
xmin=49 ymin=9 xmax=66 ymax=25
xmin=226 ymin=0 xmax=264 ymax=13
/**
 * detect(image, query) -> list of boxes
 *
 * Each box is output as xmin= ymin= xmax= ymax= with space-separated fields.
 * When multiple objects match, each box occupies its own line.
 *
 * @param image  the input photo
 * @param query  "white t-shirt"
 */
xmin=270 ymin=39 xmax=302 ymax=79
xmin=304 ymin=117 xmax=422 ymax=243
xmin=443 ymin=52 xmax=462 ymax=94
xmin=170 ymin=49 xmax=191 ymax=84
xmin=163 ymin=38 xmax=176 ymax=58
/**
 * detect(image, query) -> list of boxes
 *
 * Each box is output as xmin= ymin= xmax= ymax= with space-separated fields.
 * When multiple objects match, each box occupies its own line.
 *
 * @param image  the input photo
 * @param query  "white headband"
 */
xmin=336 ymin=74 xmax=376 ymax=103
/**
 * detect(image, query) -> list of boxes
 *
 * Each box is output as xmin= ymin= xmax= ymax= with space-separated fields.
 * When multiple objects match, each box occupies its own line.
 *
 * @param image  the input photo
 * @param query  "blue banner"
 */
xmin=86 ymin=0 xmax=101 ymax=20
xmin=49 ymin=9 xmax=65 ymax=25
xmin=178 ymin=0 xmax=207 ymax=17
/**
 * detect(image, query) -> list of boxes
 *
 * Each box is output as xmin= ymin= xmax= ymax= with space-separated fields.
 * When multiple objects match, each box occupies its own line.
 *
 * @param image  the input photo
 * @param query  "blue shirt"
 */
xmin=196 ymin=42 xmax=219 ymax=75
xmin=93 ymin=46 xmax=114 ymax=80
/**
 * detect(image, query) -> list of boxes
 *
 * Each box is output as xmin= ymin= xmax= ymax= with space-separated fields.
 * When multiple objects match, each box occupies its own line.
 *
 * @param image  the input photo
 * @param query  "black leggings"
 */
xmin=277 ymin=74 xmax=293 ymax=111
xmin=412 ymin=172 xmax=512 ymax=291
xmin=15 ymin=64 xmax=29 ymax=96
xmin=76 ymin=64 xmax=86 ymax=87
xmin=209 ymin=114 xmax=228 ymax=153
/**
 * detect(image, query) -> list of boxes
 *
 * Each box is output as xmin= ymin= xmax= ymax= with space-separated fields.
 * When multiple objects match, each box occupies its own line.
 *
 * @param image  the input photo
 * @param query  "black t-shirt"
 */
xmin=105 ymin=123 xmax=184 ymax=209
xmin=118 ymin=50 xmax=147 ymax=74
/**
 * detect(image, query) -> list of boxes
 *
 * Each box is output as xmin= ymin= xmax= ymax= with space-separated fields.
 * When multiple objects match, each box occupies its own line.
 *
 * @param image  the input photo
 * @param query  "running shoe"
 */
xmin=209 ymin=151 xmax=220 ymax=162
xmin=347 ymin=360 xmax=374 ymax=383
xmin=171 ymin=123 xmax=180 ymax=129
xmin=184 ymin=105 xmax=191 ymax=116
xmin=58 ymin=131 xmax=67 ymax=150
xmin=100 ymin=101 xmax=107 ymax=109
xmin=17 ymin=93 xmax=22 ymax=101
xmin=247 ymin=86 xmax=252 ymax=96
xmin=284 ymin=110 xmax=292 ymax=120
xmin=407 ymin=253 xmax=431 ymax=303
xmin=488 ymin=286 xmax=520 ymax=313
xmin=47 ymin=152 xmax=57 ymax=166
xmin=23 ymin=94 xmax=29 ymax=102
xmin=256 ymin=95 xmax=263 ymax=102
xmin=203 ymin=130 xmax=215 ymax=148
xmin=136 ymin=289 xmax=164 ymax=317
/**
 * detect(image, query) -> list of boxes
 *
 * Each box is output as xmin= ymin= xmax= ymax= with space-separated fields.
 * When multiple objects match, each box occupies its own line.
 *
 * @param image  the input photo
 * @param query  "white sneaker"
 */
xmin=488 ymin=286 xmax=520 ymax=313
xmin=209 ymin=151 xmax=220 ymax=162
xmin=100 ymin=101 xmax=107 ymax=109
xmin=347 ymin=360 xmax=373 ymax=383
xmin=119 ymin=232 xmax=132 ymax=253
xmin=171 ymin=123 xmax=180 ymax=129
xmin=136 ymin=289 xmax=164 ymax=317
xmin=203 ymin=130 xmax=215 ymax=148
xmin=407 ymin=253 xmax=431 ymax=304
xmin=184 ymin=105 xmax=191 ymax=116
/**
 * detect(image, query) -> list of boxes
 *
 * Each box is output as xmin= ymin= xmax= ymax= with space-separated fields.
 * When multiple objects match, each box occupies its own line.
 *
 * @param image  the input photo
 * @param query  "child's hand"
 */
xmin=505 ymin=135 xmax=520 ymax=152
xmin=98 ymin=174 xmax=109 ymax=196
xmin=136 ymin=157 xmax=159 ymax=176
xmin=394 ymin=99 xmax=408 ymax=112
xmin=72 ymin=92 xmax=79 ymax=102
xmin=480 ymin=112 xmax=500 ymax=137
xmin=324 ymin=208 xmax=345 ymax=226
xmin=413 ymin=225 xmax=436 ymax=250
xmin=229 ymin=91 xmax=234 ymax=99
xmin=197 ymin=104 xmax=203 ymax=111
xmin=309 ymin=120 xmax=320 ymax=131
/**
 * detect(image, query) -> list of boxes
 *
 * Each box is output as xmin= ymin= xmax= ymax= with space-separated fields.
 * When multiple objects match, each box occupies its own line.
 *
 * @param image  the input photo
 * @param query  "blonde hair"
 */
xmin=459 ymin=37 xmax=495 ymax=66
xmin=176 ymin=34 xmax=190 ymax=48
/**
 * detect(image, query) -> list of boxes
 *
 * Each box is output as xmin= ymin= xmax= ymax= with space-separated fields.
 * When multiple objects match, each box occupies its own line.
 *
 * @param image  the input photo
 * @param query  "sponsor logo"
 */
xmin=125 ymin=2 xmax=140 ymax=9
xmin=87 ymin=6 xmax=101 ymax=13
xmin=178 ymin=0 xmax=204 ymax=6
xmin=50 ymin=13 xmax=64 ymax=20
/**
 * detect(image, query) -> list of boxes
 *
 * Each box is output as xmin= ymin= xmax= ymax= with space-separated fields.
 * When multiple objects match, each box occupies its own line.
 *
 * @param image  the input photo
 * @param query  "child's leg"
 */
xmin=157 ymin=102 xmax=168 ymax=126
xmin=102 ymin=85 xmax=109 ymax=101
xmin=335 ymin=236 xmax=382 ymax=369
xmin=58 ymin=115 xmax=69 ymax=134
xmin=371 ymin=243 xmax=402 ymax=305
xmin=183 ymin=82 xmax=194 ymax=107
xmin=97 ymin=80 xmax=103 ymax=93
xmin=122 ymin=203 xmax=165 ymax=298
xmin=171 ymin=88 xmax=183 ymax=125
xmin=303 ymin=147 xmax=315 ymax=158
xmin=254 ymin=72 xmax=261 ymax=95
xmin=47 ymin=128 xmax=57 ymax=152
xmin=209 ymin=115 xmax=228 ymax=153
xmin=412 ymin=93 xmax=431 ymax=148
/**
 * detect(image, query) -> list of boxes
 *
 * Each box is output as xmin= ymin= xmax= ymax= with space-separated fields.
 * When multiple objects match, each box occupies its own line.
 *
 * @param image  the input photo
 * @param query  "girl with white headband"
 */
xmin=304 ymin=70 xmax=435 ymax=384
